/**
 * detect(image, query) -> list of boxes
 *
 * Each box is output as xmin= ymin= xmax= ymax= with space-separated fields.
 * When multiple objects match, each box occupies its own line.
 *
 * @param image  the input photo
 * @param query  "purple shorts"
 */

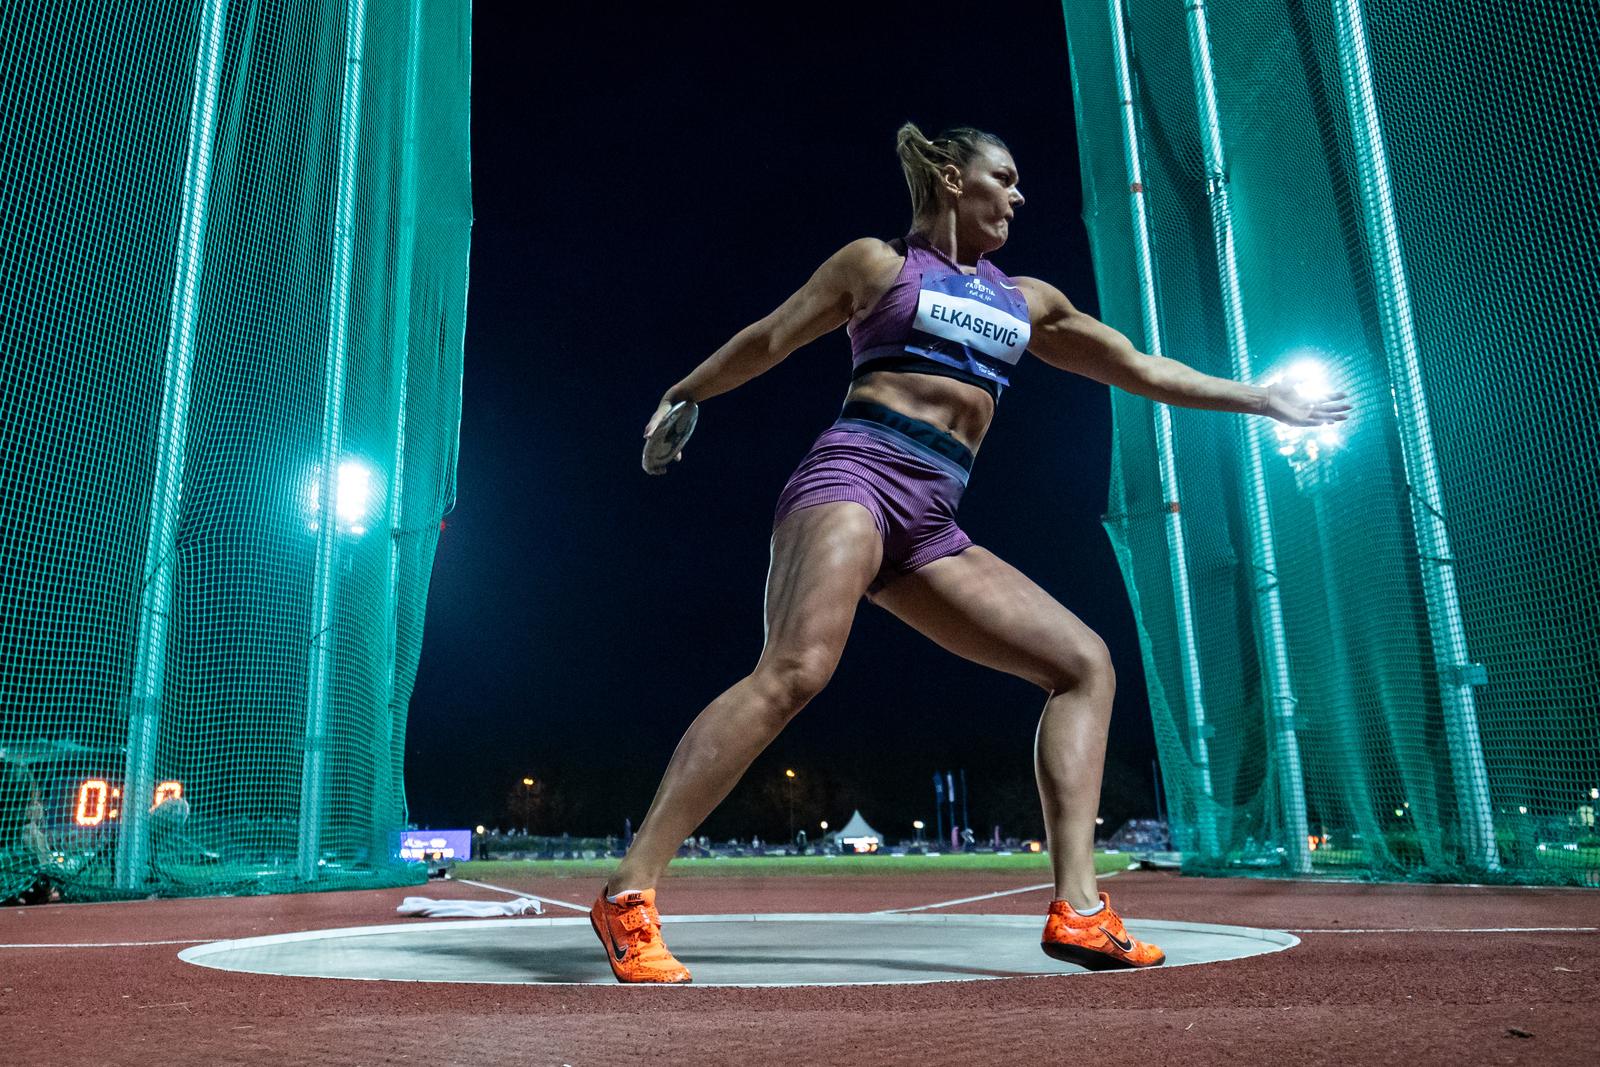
xmin=773 ymin=402 xmax=974 ymax=594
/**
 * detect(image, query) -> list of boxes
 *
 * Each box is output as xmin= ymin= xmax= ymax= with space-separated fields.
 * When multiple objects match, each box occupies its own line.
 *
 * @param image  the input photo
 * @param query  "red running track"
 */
xmin=1 ymin=870 xmax=1595 ymax=1066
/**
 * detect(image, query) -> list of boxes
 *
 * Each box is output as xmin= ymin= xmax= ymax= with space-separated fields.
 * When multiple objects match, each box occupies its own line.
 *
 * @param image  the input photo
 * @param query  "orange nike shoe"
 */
xmin=589 ymin=887 xmax=692 ymax=983
xmin=1041 ymin=891 xmax=1166 ymax=970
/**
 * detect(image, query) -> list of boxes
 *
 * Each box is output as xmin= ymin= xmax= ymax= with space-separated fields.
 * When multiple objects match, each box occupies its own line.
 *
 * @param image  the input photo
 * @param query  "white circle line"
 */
xmin=1285 ymin=926 xmax=1598 ymax=934
xmin=174 ymin=913 xmax=1300 ymax=987
xmin=1 ymin=939 xmax=210 ymax=949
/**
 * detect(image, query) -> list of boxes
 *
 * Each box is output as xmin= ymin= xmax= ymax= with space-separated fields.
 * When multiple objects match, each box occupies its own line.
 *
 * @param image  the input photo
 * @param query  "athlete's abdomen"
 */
xmin=844 ymin=369 xmax=995 ymax=454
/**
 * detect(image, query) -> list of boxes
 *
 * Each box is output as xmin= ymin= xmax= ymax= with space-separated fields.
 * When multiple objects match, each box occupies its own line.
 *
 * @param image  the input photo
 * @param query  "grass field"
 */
xmin=457 ymin=850 xmax=1135 ymax=881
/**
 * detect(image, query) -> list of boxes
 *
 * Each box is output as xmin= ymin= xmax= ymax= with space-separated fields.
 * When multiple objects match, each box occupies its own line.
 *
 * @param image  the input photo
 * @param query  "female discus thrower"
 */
xmin=592 ymin=124 xmax=1351 ymax=982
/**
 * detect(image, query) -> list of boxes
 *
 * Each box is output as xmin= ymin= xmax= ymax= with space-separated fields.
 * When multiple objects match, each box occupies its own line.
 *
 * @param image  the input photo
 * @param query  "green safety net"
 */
xmin=1062 ymin=0 xmax=1598 ymax=884
xmin=0 ymin=0 xmax=471 ymax=901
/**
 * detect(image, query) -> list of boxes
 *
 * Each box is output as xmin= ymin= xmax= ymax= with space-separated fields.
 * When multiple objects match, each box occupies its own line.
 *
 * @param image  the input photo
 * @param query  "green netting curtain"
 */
xmin=1062 ymin=0 xmax=1598 ymax=884
xmin=0 ymin=0 xmax=471 ymax=900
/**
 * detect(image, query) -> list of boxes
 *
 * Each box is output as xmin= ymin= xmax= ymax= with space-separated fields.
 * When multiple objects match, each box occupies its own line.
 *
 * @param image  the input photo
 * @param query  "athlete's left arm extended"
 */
xmin=1014 ymin=276 xmax=1270 ymax=414
xmin=1016 ymin=277 xmax=1350 ymax=426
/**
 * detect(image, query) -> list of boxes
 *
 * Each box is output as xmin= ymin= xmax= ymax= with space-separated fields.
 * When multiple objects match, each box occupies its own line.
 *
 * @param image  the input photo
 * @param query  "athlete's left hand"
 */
xmin=1262 ymin=380 xmax=1351 ymax=427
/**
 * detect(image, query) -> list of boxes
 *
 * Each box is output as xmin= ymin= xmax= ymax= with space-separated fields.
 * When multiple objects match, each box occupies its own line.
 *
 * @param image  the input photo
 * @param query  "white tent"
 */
xmin=823 ymin=810 xmax=885 ymax=853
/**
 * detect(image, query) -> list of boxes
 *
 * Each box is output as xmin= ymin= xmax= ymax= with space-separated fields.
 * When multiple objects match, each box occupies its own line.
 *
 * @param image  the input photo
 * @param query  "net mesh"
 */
xmin=1062 ymin=0 xmax=1599 ymax=883
xmin=0 ymin=0 xmax=471 ymax=901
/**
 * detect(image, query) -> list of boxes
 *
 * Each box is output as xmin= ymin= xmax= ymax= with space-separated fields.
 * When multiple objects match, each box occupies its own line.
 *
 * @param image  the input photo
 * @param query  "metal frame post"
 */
xmin=1184 ymin=0 xmax=1312 ymax=874
xmin=1329 ymin=0 xmax=1499 ymax=871
xmin=298 ymin=0 xmax=369 ymax=881
xmin=1107 ymin=0 xmax=1220 ymax=859
xmin=116 ymin=0 xmax=228 ymax=890
xmin=371 ymin=0 xmax=428 ymax=872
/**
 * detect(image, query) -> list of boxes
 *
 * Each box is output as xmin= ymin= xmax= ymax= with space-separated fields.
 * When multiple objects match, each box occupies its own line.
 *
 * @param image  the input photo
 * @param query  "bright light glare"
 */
xmin=306 ymin=459 xmax=375 ymax=536
xmin=912 ymin=820 xmax=924 ymax=830
xmin=336 ymin=461 xmax=371 ymax=530
xmin=819 ymin=820 xmax=829 ymax=830
xmin=1264 ymin=354 xmax=1344 ymax=472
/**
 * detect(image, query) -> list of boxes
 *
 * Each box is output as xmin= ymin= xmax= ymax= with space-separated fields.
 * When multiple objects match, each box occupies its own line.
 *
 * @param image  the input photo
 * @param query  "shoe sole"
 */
xmin=1040 ymin=940 xmax=1166 ymax=971
xmin=590 ymin=906 xmax=692 ymax=984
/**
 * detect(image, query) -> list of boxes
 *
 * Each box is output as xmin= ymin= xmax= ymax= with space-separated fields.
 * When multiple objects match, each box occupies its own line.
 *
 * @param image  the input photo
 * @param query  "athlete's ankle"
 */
xmin=1056 ymin=891 xmax=1102 ymax=915
xmin=605 ymin=872 xmax=655 ymax=898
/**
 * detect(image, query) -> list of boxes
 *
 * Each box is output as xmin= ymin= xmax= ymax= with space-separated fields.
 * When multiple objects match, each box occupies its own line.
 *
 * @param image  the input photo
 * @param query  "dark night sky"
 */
xmin=403 ymin=1 xmax=1161 ymax=841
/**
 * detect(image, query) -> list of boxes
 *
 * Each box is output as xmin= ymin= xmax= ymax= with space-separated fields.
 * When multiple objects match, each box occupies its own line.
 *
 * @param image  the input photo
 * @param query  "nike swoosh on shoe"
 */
xmin=1099 ymin=926 xmax=1136 ymax=953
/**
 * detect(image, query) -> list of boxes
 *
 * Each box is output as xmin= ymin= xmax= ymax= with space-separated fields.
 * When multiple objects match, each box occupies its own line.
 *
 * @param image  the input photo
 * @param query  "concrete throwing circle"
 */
xmin=179 ymin=912 xmax=1297 ymax=986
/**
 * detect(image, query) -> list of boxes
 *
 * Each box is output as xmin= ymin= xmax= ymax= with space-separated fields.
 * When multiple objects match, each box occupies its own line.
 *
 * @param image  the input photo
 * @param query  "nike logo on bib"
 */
xmin=1100 ymin=926 xmax=1136 ymax=953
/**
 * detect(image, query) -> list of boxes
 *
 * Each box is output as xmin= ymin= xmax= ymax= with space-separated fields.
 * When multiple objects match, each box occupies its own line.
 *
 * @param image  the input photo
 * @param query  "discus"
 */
xmin=641 ymin=399 xmax=698 ymax=475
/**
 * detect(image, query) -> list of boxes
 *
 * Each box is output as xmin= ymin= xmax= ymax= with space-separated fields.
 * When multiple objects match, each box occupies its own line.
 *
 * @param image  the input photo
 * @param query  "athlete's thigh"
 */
xmin=761 ymin=501 xmax=883 ymax=664
xmin=869 ymin=545 xmax=1106 ymax=690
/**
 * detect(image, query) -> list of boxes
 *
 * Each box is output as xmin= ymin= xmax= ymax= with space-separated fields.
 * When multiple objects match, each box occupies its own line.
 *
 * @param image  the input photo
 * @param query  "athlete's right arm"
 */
xmin=654 ymin=238 xmax=893 ymax=413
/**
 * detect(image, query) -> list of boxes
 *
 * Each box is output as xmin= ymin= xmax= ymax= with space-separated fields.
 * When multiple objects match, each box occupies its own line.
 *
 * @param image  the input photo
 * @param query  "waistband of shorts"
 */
xmin=834 ymin=400 xmax=974 ymax=475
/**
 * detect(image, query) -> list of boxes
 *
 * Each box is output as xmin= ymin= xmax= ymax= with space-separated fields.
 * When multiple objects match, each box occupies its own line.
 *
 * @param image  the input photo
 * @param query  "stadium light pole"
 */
xmin=1184 ymin=0 xmax=1311 ymax=874
xmin=1329 ymin=0 xmax=1499 ymax=873
xmin=298 ymin=0 xmax=370 ymax=883
xmin=1104 ymin=0 xmax=1221 ymax=861
xmin=116 ymin=0 xmax=228 ymax=891
xmin=784 ymin=769 xmax=796 ymax=845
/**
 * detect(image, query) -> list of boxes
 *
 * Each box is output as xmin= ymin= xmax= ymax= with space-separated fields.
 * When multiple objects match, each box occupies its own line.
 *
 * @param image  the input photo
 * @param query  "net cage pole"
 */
xmin=115 ymin=0 xmax=229 ymax=891
xmin=1329 ymin=0 xmax=1499 ymax=872
xmin=298 ymin=0 xmax=370 ymax=883
xmin=1106 ymin=0 xmax=1220 ymax=860
xmin=1184 ymin=0 xmax=1312 ymax=874
xmin=376 ymin=0 xmax=428 ymax=863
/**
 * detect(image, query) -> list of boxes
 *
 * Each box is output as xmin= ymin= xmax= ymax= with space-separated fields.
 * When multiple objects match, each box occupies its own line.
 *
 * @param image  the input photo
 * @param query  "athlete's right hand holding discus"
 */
xmin=641 ymin=397 xmax=698 ymax=474
xmin=595 ymin=120 xmax=1355 ymax=984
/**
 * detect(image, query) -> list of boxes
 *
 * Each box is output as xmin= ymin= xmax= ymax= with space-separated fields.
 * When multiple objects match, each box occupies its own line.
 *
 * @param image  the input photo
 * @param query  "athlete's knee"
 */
xmin=1045 ymin=631 xmax=1115 ymax=696
xmin=752 ymin=646 xmax=838 ymax=718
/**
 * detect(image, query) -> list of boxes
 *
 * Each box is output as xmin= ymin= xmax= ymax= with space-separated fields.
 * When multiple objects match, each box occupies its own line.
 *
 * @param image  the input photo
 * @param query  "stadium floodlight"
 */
xmin=1263 ymin=353 xmax=1345 ymax=474
xmin=305 ymin=458 xmax=376 ymax=536
xmin=1590 ymin=788 xmax=1598 ymax=800
xmin=819 ymin=820 xmax=828 ymax=830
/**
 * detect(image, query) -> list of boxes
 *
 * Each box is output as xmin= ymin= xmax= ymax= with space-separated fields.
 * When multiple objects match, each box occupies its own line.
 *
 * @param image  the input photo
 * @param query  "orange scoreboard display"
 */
xmin=71 ymin=779 xmax=184 ymax=826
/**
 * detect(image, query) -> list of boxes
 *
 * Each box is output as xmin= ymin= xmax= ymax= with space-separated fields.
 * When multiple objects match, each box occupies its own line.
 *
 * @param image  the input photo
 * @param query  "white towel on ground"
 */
xmin=396 ymin=896 xmax=544 ymax=918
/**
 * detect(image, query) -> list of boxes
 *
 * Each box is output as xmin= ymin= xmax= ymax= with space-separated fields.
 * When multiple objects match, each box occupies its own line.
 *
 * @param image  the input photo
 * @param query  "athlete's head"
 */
xmin=896 ymin=122 xmax=1023 ymax=253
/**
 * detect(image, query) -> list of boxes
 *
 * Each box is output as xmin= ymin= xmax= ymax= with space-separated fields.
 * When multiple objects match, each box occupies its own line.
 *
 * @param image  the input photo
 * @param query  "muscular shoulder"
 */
xmin=821 ymin=237 xmax=908 ymax=314
xmin=831 ymin=236 xmax=905 ymax=278
xmin=1009 ymin=276 xmax=1076 ymax=325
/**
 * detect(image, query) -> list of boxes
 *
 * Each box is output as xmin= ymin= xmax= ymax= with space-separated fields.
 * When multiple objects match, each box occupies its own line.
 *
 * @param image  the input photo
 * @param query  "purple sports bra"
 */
xmin=847 ymin=232 xmax=1032 ymax=400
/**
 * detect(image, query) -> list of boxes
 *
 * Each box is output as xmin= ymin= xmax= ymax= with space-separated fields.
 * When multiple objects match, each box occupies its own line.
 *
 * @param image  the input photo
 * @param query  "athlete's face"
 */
xmin=956 ymin=143 xmax=1024 ymax=251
